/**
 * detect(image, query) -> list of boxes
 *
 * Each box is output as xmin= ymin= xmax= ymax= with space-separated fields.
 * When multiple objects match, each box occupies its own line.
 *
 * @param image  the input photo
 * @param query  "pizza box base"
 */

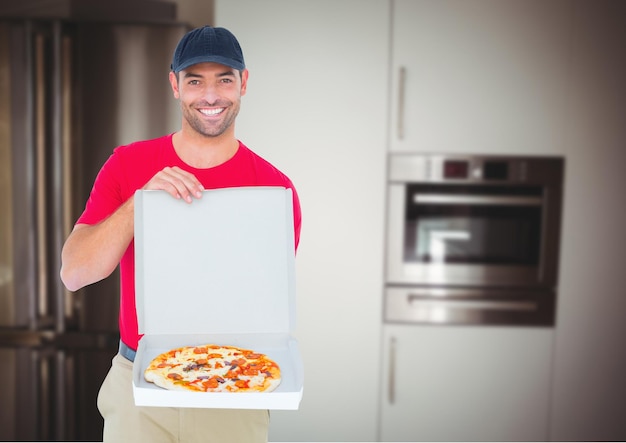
xmin=132 ymin=333 xmax=303 ymax=410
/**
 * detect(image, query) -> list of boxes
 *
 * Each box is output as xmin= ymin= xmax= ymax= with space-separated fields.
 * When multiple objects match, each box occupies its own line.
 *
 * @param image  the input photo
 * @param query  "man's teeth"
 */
xmin=200 ymin=108 xmax=224 ymax=116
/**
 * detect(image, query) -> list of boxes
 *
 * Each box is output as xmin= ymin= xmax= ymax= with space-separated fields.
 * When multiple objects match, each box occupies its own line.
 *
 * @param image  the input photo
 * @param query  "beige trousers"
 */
xmin=97 ymin=354 xmax=269 ymax=443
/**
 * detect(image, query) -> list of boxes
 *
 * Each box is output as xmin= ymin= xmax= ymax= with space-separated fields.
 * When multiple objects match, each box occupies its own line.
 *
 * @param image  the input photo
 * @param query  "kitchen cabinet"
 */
xmin=389 ymin=0 xmax=571 ymax=155
xmin=379 ymin=324 xmax=553 ymax=441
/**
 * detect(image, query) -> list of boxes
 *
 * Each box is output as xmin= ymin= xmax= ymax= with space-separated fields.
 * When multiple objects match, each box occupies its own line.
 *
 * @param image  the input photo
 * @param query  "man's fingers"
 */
xmin=143 ymin=167 xmax=204 ymax=203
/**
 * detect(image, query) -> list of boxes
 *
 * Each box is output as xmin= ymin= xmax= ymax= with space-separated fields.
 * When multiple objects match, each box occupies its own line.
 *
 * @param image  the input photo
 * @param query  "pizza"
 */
xmin=144 ymin=344 xmax=281 ymax=393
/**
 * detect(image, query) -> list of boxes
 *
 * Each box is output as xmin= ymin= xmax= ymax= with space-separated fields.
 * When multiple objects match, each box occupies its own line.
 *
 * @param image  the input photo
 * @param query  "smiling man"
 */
xmin=60 ymin=26 xmax=301 ymax=443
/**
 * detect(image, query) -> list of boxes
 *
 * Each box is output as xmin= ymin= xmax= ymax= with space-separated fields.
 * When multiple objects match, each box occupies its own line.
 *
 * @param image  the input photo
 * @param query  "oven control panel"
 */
xmin=388 ymin=154 xmax=563 ymax=185
xmin=443 ymin=159 xmax=510 ymax=180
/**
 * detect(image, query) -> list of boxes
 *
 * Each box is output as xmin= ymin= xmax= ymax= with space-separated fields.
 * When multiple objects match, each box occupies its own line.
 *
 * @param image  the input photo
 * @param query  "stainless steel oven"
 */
xmin=385 ymin=154 xmax=564 ymax=326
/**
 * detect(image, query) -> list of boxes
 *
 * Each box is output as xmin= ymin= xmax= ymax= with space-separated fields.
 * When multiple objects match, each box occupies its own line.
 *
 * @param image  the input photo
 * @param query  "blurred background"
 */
xmin=1 ymin=0 xmax=625 ymax=441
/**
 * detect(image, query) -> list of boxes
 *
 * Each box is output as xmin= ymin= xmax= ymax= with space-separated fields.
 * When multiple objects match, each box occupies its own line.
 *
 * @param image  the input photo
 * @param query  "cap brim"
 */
xmin=172 ymin=55 xmax=245 ymax=72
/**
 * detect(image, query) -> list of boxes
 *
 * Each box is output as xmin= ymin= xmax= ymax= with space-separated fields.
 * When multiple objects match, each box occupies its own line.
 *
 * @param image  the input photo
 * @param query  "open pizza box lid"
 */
xmin=132 ymin=187 xmax=303 ymax=410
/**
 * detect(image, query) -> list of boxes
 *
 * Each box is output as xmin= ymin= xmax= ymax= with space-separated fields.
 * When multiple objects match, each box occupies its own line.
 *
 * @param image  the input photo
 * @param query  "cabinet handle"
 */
xmin=34 ymin=31 xmax=49 ymax=325
xmin=397 ymin=66 xmax=406 ymax=140
xmin=388 ymin=336 xmax=397 ymax=404
xmin=54 ymin=25 xmax=73 ymax=332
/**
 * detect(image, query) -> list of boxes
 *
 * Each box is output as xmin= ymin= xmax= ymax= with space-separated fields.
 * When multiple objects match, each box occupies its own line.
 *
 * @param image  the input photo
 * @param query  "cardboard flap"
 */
xmin=135 ymin=187 xmax=296 ymax=336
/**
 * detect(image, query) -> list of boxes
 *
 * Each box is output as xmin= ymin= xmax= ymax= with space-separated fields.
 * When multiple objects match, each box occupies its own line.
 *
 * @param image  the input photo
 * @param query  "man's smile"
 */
xmin=199 ymin=107 xmax=225 ymax=116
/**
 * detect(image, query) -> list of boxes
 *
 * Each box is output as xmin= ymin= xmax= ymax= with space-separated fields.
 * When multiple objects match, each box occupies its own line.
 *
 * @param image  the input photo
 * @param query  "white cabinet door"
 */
xmin=389 ymin=0 xmax=570 ymax=155
xmin=380 ymin=324 xmax=553 ymax=441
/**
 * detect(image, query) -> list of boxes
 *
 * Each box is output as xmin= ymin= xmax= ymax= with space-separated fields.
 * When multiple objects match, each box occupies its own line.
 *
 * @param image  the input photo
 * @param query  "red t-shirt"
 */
xmin=76 ymin=134 xmax=301 ymax=350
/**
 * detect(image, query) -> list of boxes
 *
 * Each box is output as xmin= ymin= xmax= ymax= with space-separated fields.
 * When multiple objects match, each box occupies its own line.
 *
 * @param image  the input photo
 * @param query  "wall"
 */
xmin=550 ymin=1 xmax=626 ymax=440
xmin=214 ymin=1 xmax=389 ymax=441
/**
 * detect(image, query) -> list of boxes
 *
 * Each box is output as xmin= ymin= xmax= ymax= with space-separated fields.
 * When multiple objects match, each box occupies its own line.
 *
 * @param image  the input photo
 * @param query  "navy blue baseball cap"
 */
xmin=171 ymin=26 xmax=245 ymax=72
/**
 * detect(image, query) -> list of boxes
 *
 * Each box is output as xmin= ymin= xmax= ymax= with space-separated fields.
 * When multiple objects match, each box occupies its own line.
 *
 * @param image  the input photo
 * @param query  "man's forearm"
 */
xmin=60 ymin=196 xmax=135 ymax=292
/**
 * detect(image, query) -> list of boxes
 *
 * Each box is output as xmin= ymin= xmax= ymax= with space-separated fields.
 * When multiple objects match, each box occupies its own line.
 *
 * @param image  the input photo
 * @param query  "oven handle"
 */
xmin=408 ymin=295 xmax=537 ymax=312
xmin=413 ymin=194 xmax=543 ymax=206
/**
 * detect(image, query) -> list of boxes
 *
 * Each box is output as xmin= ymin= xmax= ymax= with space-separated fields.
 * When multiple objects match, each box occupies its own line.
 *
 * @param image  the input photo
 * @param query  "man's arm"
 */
xmin=60 ymin=166 xmax=204 ymax=292
xmin=60 ymin=197 xmax=134 ymax=292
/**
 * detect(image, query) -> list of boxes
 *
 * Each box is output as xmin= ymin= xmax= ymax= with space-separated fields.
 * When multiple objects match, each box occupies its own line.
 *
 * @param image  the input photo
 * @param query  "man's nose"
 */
xmin=201 ymin=84 xmax=222 ymax=104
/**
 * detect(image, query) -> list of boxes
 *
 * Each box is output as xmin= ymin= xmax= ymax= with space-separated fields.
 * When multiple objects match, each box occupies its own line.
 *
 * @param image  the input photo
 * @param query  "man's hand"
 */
xmin=142 ymin=166 xmax=204 ymax=203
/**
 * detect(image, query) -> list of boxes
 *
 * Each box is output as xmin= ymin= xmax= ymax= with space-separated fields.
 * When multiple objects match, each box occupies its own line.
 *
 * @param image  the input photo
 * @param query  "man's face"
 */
xmin=170 ymin=62 xmax=248 ymax=138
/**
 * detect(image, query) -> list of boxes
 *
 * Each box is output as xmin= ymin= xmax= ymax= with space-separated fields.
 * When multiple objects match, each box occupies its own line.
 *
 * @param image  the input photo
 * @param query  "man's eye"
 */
xmin=220 ymin=78 xmax=233 ymax=84
xmin=188 ymin=80 xmax=200 ymax=85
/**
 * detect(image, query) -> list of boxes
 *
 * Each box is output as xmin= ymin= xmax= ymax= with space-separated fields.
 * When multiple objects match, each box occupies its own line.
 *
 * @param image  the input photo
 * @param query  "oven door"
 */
xmin=386 ymin=183 xmax=557 ymax=288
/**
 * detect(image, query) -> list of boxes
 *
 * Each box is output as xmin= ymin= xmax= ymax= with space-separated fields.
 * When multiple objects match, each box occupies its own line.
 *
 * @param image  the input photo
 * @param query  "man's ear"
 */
xmin=169 ymin=71 xmax=180 ymax=99
xmin=240 ymin=69 xmax=249 ymax=96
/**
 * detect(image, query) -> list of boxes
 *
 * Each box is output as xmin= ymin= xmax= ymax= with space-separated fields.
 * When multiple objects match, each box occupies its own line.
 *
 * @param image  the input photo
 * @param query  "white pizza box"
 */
xmin=132 ymin=187 xmax=303 ymax=410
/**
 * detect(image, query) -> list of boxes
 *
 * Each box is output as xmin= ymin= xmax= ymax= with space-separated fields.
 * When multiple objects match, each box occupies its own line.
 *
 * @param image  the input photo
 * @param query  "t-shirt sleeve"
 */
xmin=75 ymin=148 xmax=126 ymax=226
xmin=290 ymin=183 xmax=302 ymax=251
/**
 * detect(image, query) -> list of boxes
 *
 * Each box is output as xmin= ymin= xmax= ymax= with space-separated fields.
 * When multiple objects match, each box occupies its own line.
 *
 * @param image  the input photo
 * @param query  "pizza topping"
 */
xmin=235 ymin=380 xmax=249 ymax=389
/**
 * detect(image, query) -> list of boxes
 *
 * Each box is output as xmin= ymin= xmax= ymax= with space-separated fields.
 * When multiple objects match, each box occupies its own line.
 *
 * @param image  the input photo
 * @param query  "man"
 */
xmin=60 ymin=25 xmax=301 ymax=443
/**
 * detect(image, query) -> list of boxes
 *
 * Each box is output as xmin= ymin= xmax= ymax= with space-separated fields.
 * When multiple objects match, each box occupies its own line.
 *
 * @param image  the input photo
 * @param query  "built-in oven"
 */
xmin=385 ymin=154 xmax=564 ymax=326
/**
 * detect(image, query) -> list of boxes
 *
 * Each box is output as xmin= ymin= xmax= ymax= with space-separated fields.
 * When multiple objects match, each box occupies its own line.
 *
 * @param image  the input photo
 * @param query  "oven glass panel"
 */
xmin=404 ymin=185 xmax=543 ymax=265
